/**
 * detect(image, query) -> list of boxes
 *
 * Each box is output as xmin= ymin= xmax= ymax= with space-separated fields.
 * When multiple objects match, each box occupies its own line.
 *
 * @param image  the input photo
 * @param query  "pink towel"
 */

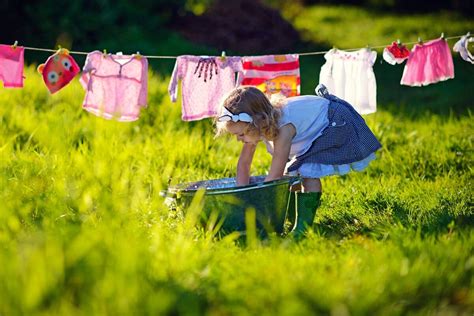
xmin=0 ymin=44 xmax=24 ymax=88
xmin=401 ymin=38 xmax=454 ymax=86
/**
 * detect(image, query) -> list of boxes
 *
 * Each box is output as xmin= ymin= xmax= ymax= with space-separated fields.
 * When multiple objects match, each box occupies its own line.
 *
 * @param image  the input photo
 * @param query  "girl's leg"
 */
xmin=302 ymin=177 xmax=322 ymax=193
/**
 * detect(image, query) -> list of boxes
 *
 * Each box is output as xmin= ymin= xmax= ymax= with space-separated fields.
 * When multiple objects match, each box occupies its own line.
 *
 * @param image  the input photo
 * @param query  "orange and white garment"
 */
xmin=240 ymin=54 xmax=300 ymax=97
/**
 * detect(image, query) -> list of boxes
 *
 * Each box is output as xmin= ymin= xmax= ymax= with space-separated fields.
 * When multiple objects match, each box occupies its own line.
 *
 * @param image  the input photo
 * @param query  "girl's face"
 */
xmin=227 ymin=122 xmax=260 ymax=145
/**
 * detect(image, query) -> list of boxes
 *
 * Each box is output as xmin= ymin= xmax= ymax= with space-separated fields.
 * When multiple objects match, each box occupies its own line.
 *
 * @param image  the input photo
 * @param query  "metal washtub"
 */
xmin=162 ymin=175 xmax=300 ymax=234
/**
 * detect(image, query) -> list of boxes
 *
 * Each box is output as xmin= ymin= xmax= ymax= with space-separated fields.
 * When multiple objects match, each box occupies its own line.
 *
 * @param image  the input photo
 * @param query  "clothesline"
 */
xmin=3 ymin=32 xmax=470 ymax=123
xmin=299 ymin=35 xmax=467 ymax=55
xmin=18 ymin=33 xmax=469 ymax=59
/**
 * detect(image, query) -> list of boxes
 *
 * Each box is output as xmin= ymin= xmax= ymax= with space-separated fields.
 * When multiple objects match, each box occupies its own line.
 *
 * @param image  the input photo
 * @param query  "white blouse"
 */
xmin=264 ymin=95 xmax=329 ymax=159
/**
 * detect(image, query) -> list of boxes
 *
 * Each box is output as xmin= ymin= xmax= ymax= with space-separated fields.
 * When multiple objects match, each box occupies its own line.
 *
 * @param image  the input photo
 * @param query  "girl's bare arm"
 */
xmin=236 ymin=142 xmax=257 ymax=186
xmin=265 ymin=124 xmax=295 ymax=182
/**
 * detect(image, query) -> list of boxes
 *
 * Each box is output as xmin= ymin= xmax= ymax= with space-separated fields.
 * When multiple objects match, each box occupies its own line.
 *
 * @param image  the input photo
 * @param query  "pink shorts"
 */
xmin=401 ymin=38 xmax=454 ymax=86
xmin=0 ymin=44 xmax=24 ymax=88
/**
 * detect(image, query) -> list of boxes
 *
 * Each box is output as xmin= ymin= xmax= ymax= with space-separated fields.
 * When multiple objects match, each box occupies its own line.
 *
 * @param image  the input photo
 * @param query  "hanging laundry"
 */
xmin=0 ymin=44 xmax=24 ymax=88
xmin=453 ymin=34 xmax=474 ymax=64
xmin=241 ymin=54 xmax=300 ymax=97
xmin=80 ymin=51 xmax=148 ymax=122
xmin=319 ymin=48 xmax=377 ymax=115
xmin=401 ymin=38 xmax=454 ymax=86
xmin=383 ymin=41 xmax=410 ymax=65
xmin=37 ymin=48 xmax=80 ymax=94
xmin=168 ymin=55 xmax=243 ymax=121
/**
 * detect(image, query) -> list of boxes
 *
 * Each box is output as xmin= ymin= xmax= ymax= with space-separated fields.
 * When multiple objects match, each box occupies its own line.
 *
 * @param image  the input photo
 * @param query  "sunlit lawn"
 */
xmin=0 ymin=5 xmax=473 ymax=315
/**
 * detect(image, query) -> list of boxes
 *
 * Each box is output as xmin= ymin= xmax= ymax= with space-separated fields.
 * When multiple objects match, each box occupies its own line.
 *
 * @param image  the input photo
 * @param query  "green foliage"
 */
xmin=0 ymin=5 xmax=473 ymax=315
xmin=2 ymin=0 xmax=218 ymax=66
xmin=290 ymin=5 xmax=474 ymax=49
xmin=7 ymin=0 xmax=184 ymax=46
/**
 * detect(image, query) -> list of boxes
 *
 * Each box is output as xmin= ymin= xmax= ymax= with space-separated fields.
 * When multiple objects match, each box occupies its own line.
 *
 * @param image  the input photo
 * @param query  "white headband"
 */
xmin=217 ymin=107 xmax=253 ymax=123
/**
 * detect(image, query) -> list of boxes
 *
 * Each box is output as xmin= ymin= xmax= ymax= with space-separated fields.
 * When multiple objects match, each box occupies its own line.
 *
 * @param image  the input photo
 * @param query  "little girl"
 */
xmin=216 ymin=84 xmax=381 ymax=237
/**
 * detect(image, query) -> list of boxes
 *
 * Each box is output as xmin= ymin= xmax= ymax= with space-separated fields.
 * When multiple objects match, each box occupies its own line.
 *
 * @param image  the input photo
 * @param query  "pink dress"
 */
xmin=168 ymin=55 xmax=243 ymax=121
xmin=401 ymin=38 xmax=454 ymax=86
xmin=0 ymin=44 xmax=24 ymax=88
xmin=80 ymin=51 xmax=148 ymax=121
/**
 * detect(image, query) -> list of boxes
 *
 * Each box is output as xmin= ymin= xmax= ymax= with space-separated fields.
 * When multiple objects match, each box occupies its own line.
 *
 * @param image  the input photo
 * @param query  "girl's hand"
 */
xmin=265 ymin=124 xmax=296 ymax=182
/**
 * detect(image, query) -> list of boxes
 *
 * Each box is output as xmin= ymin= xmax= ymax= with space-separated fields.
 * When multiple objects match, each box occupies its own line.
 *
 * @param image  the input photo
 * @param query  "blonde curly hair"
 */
xmin=215 ymin=86 xmax=286 ymax=141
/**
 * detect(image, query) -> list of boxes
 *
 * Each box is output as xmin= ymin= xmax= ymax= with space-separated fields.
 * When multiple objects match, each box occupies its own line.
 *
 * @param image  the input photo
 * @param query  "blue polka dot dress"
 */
xmin=286 ymin=84 xmax=382 ymax=178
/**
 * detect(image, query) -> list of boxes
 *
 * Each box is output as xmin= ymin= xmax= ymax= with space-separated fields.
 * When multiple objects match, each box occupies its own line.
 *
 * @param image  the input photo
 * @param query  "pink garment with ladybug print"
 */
xmin=80 ymin=51 xmax=148 ymax=122
xmin=38 ymin=49 xmax=80 ymax=94
xmin=319 ymin=48 xmax=377 ymax=115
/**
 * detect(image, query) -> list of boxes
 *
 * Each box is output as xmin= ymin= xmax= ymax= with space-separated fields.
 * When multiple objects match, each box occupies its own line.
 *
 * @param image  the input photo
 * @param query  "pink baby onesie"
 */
xmin=0 ymin=44 xmax=24 ymax=88
xmin=168 ymin=55 xmax=243 ymax=121
xmin=401 ymin=38 xmax=454 ymax=86
xmin=80 ymin=51 xmax=148 ymax=121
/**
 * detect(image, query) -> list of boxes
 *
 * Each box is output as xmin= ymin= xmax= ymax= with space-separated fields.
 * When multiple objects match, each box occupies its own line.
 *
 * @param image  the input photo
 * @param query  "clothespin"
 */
xmin=418 ymin=37 xmax=423 ymax=44
xmin=56 ymin=45 xmax=65 ymax=55
xmin=12 ymin=40 xmax=18 ymax=49
xmin=134 ymin=51 xmax=142 ymax=60
xmin=366 ymin=44 xmax=371 ymax=51
xmin=441 ymin=32 xmax=445 ymax=39
xmin=467 ymin=32 xmax=473 ymax=43
xmin=59 ymin=48 xmax=70 ymax=55
xmin=397 ymin=39 xmax=401 ymax=46
xmin=103 ymin=49 xmax=108 ymax=58
xmin=220 ymin=51 xmax=226 ymax=62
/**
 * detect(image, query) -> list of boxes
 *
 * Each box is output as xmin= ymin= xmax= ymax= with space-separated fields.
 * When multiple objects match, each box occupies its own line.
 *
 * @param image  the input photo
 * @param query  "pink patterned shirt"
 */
xmin=80 ymin=51 xmax=148 ymax=121
xmin=168 ymin=55 xmax=243 ymax=121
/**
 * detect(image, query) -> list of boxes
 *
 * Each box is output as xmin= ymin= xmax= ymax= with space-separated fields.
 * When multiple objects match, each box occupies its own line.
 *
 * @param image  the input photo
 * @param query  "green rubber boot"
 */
xmin=289 ymin=192 xmax=322 ymax=239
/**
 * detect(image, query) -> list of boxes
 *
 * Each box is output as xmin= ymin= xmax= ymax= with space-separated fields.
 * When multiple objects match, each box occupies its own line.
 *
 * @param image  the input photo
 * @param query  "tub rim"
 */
xmin=163 ymin=175 xmax=301 ymax=197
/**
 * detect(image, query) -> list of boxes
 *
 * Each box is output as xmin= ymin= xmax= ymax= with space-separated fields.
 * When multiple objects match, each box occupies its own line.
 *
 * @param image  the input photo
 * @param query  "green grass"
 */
xmin=1 ymin=4 xmax=473 ymax=315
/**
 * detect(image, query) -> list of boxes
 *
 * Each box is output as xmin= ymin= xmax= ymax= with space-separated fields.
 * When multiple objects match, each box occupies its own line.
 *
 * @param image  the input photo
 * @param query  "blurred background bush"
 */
xmin=2 ymin=0 xmax=471 ymax=59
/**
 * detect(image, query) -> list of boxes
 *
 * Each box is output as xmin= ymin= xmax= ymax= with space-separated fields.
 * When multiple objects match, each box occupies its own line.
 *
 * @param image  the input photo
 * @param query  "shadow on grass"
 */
xmin=314 ymin=190 xmax=474 ymax=240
